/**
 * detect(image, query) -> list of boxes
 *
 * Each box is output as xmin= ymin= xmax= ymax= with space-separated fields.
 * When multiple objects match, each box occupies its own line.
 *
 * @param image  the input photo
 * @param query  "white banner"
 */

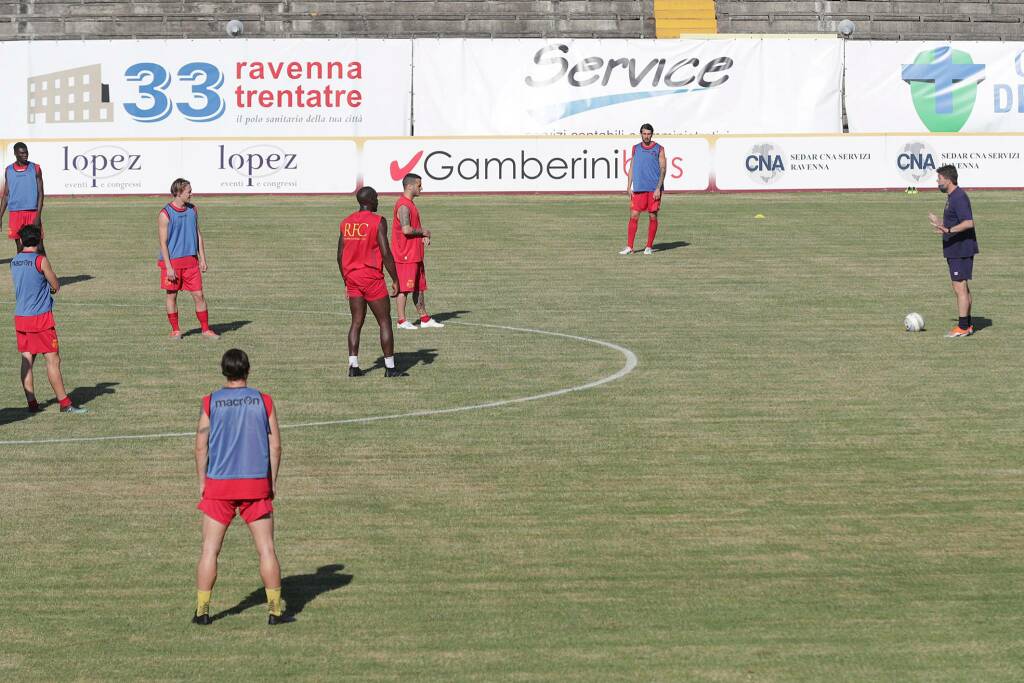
xmin=881 ymin=136 xmax=1024 ymax=188
xmin=24 ymin=139 xmax=358 ymax=195
xmin=413 ymin=38 xmax=843 ymax=136
xmin=714 ymin=136 xmax=886 ymax=190
xmin=0 ymin=39 xmax=410 ymax=137
xmin=846 ymin=42 xmax=1024 ymax=133
xmin=361 ymin=137 xmax=711 ymax=192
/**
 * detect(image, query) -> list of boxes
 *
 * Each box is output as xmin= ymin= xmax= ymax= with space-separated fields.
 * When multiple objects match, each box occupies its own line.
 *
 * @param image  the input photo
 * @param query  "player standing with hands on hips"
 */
xmin=928 ymin=164 xmax=978 ymax=338
xmin=620 ymin=123 xmax=666 ymax=256
xmin=158 ymin=178 xmax=218 ymax=340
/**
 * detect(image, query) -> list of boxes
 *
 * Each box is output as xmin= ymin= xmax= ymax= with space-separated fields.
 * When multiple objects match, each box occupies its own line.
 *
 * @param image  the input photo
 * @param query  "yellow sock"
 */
xmin=196 ymin=590 xmax=212 ymax=616
xmin=266 ymin=587 xmax=283 ymax=616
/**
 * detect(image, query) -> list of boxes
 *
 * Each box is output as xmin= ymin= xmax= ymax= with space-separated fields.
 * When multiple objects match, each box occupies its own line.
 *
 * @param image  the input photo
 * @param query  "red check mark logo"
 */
xmin=390 ymin=151 xmax=424 ymax=181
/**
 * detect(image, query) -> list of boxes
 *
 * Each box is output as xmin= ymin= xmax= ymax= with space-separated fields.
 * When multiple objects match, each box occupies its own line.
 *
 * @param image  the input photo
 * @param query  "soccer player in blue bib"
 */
xmin=620 ymin=124 xmax=667 ymax=256
xmin=158 ymin=178 xmax=218 ymax=339
xmin=193 ymin=349 xmax=286 ymax=625
xmin=928 ymin=164 xmax=978 ymax=338
xmin=10 ymin=226 xmax=85 ymax=414
xmin=0 ymin=142 xmax=45 ymax=253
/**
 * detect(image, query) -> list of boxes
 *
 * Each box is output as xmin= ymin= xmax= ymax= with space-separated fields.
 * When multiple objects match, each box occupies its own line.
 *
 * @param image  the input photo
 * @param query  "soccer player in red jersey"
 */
xmin=158 ymin=178 xmax=218 ymax=340
xmin=193 ymin=349 xmax=287 ymax=625
xmin=9 ymin=226 xmax=85 ymax=413
xmin=338 ymin=186 xmax=402 ymax=377
xmin=621 ymin=124 xmax=667 ymax=256
xmin=392 ymin=173 xmax=443 ymax=330
xmin=0 ymin=142 xmax=45 ymax=254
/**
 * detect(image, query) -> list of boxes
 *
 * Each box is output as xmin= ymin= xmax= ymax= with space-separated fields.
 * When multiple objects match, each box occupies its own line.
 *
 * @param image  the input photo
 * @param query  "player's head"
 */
xmin=221 ymin=348 xmax=250 ymax=381
xmin=170 ymin=178 xmax=192 ymax=201
xmin=640 ymin=124 xmax=654 ymax=144
xmin=19 ymin=225 xmax=41 ymax=248
xmin=13 ymin=142 xmax=28 ymax=163
xmin=402 ymin=173 xmax=422 ymax=196
xmin=356 ymin=186 xmax=379 ymax=212
xmin=936 ymin=165 xmax=958 ymax=193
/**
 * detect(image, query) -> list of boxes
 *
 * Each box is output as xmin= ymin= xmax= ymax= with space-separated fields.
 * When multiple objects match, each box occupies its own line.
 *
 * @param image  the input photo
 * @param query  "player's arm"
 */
xmin=377 ymin=217 xmax=399 ymax=295
xmin=158 ymin=210 xmax=176 ymax=280
xmin=398 ymin=205 xmax=430 ymax=239
xmin=654 ymin=147 xmax=667 ymax=200
xmin=0 ymin=177 xmax=8 ymax=221
xmin=38 ymin=255 xmax=59 ymax=295
xmin=196 ymin=220 xmax=208 ymax=272
xmin=35 ymin=165 xmax=44 ymax=221
xmin=625 ymin=154 xmax=633 ymax=194
xmin=195 ymin=409 xmax=211 ymax=498
xmin=268 ymin=405 xmax=281 ymax=498
xmin=336 ymin=232 xmax=346 ymax=281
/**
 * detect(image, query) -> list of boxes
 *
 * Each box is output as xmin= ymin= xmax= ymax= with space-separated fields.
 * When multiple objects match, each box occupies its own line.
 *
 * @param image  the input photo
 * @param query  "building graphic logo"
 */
xmin=901 ymin=47 xmax=984 ymax=132
xmin=27 ymin=65 xmax=113 ymax=124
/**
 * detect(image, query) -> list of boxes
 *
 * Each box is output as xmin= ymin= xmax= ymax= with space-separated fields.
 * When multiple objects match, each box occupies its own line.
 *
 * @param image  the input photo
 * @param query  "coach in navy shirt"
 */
xmin=928 ymin=164 xmax=977 ymax=337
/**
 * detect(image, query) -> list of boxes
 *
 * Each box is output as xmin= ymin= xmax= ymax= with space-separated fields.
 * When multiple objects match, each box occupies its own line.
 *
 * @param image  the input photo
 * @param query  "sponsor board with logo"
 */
xmin=846 ymin=42 xmax=1024 ymax=133
xmin=714 ymin=137 xmax=887 ymax=190
xmin=412 ymin=39 xmax=843 ymax=135
xmin=25 ymin=140 xmax=181 ymax=194
xmin=0 ymin=39 xmax=410 ymax=137
xmin=882 ymin=136 xmax=1024 ymax=188
xmin=361 ymin=137 xmax=712 ymax=192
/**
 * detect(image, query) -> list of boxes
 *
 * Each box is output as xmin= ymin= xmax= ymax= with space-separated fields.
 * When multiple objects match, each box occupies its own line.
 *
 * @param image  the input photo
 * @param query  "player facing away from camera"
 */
xmin=193 ymin=349 xmax=287 ymax=625
xmin=621 ymin=124 xmax=667 ymax=256
xmin=338 ymin=186 xmax=402 ymax=377
xmin=393 ymin=173 xmax=443 ymax=330
xmin=0 ymin=142 xmax=45 ymax=254
xmin=928 ymin=164 xmax=979 ymax=338
xmin=158 ymin=178 xmax=218 ymax=340
xmin=10 ymin=226 xmax=85 ymax=414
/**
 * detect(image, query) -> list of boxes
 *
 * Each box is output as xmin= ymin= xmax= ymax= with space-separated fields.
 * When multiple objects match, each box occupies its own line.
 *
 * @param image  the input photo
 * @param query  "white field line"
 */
xmin=0 ymin=302 xmax=638 ymax=445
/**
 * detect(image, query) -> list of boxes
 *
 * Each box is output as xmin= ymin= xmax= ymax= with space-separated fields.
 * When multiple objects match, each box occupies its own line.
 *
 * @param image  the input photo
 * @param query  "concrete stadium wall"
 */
xmin=716 ymin=0 xmax=1024 ymax=40
xmin=0 ymin=1 xmax=655 ymax=40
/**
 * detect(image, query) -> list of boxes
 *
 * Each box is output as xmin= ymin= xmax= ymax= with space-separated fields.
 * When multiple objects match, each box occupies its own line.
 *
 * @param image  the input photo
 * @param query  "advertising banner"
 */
xmin=24 ymin=139 xmax=358 ymax=195
xmin=714 ymin=136 xmax=887 ymax=190
xmin=361 ymin=137 xmax=712 ymax=192
xmin=880 ymin=136 xmax=1024 ymax=188
xmin=0 ymin=39 xmax=411 ymax=137
xmin=412 ymin=38 xmax=843 ymax=136
xmin=846 ymin=41 xmax=1024 ymax=133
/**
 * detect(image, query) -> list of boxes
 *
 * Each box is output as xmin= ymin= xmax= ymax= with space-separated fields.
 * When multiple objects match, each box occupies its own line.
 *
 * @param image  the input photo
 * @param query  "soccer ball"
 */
xmin=904 ymin=312 xmax=925 ymax=332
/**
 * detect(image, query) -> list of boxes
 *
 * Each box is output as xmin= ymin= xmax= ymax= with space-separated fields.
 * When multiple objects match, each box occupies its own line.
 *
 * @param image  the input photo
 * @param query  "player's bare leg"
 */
xmin=347 ymin=297 xmax=367 ymax=376
xmin=367 ymin=297 xmax=401 ymax=376
xmin=397 ymin=292 xmax=409 ymax=323
xmin=949 ymin=280 xmax=974 ymax=336
xmin=194 ymin=514 xmax=228 ymax=625
xmin=414 ymin=291 xmax=443 ymax=328
xmin=20 ymin=353 xmax=37 ymax=408
xmin=43 ymin=351 xmax=68 ymax=402
xmin=189 ymin=290 xmax=218 ymax=340
xmin=247 ymin=515 xmax=287 ymax=623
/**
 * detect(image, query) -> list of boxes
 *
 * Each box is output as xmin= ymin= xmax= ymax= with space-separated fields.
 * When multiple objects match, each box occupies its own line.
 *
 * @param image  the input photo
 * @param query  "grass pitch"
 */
xmin=2 ymin=191 xmax=1023 ymax=681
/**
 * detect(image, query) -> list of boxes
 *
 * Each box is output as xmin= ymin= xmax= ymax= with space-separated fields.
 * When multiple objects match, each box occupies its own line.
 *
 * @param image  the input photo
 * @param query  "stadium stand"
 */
xmin=713 ymin=0 xmax=1024 ymax=40
xmin=0 ymin=0 xmax=655 ymax=39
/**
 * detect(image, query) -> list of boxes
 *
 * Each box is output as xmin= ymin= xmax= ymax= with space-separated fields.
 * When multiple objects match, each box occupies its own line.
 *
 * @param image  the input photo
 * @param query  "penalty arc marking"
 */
xmin=0 ymin=307 xmax=638 ymax=446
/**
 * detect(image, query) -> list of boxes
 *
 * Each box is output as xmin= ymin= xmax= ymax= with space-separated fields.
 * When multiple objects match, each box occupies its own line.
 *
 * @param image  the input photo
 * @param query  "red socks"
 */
xmin=167 ymin=312 xmax=180 ymax=332
xmin=420 ymin=314 xmax=430 ymax=323
xmin=626 ymin=218 xmax=639 ymax=249
xmin=647 ymin=218 xmax=659 ymax=249
xmin=58 ymin=396 xmax=72 ymax=410
xmin=197 ymin=310 xmax=210 ymax=332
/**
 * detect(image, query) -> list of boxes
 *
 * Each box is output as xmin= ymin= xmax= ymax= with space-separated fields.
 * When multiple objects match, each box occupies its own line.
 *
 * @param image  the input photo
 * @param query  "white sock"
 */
xmin=349 ymin=355 xmax=359 ymax=368
xmin=384 ymin=356 xmax=395 ymax=369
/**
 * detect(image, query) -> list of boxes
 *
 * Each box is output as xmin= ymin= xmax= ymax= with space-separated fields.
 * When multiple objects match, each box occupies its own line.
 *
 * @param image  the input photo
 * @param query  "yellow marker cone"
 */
xmin=754 ymin=213 xmax=765 ymax=219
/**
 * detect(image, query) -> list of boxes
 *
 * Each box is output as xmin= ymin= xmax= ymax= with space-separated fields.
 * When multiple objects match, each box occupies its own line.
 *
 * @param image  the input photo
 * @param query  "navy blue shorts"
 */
xmin=947 ymin=257 xmax=973 ymax=281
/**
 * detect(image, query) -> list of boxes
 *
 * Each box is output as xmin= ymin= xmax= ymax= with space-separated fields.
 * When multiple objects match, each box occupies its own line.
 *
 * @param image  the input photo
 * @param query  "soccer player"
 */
xmin=0 ymin=142 xmax=45 ymax=254
xmin=338 ymin=186 xmax=401 ymax=377
xmin=928 ymin=164 xmax=978 ymax=338
xmin=10 ymin=226 xmax=86 ymax=414
xmin=193 ymin=349 xmax=286 ymax=626
xmin=158 ymin=178 xmax=218 ymax=340
xmin=620 ymin=123 xmax=666 ymax=256
xmin=392 ymin=173 xmax=443 ymax=330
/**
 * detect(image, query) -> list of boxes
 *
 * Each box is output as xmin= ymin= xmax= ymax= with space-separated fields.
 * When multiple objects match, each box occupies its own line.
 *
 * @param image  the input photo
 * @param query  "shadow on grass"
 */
xmin=182 ymin=319 xmax=252 ymax=338
xmin=58 ymin=274 xmax=94 ymax=288
xmin=368 ymin=348 xmax=438 ymax=375
xmin=651 ymin=240 xmax=689 ymax=252
xmin=0 ymin=257 xmax=11 ymax=265
xmin=213 ymin=564 xmax=353 ymax=622
xmin=0 ymin=381 xmax=118 ymax=426
xmin=432 ymin=310 xmax=471 ymax=322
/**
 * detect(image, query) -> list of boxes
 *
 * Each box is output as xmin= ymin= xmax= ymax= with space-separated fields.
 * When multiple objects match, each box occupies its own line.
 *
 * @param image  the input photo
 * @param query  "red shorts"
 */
xmin=8 ymin=211 xmax=39 ymax=239
xmin=345 ymin=266 xmax=388 ymax=301
xmin=396 ymin=261 xmax=427 ymax=293
xmin=198 ymin=497 xmax=274 ymax=526
xmin=631 ymin=192 xmax=662 ymax=213
xmin=160 ymin=256 xmax=203 ymax=292
xmin=16 ymin=327 xmax=58 ymax=354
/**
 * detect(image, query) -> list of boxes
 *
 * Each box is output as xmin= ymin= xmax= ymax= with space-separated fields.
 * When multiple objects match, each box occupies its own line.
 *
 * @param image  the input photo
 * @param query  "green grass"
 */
xmin=2 ymin=191 xmax=1023 ymax=681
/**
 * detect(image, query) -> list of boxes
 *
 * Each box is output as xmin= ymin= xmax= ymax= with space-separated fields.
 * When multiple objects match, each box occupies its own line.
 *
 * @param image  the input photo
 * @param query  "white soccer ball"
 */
xmin=904 ymin=312 xmax=925 ymax=332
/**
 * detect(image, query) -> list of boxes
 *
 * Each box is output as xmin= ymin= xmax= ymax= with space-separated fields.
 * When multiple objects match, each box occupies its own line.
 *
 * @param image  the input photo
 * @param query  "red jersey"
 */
xmin=340 ymin=210 xmax=383 ymax=276
xmin=392 ymin=196 xmax=424 ymax=264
